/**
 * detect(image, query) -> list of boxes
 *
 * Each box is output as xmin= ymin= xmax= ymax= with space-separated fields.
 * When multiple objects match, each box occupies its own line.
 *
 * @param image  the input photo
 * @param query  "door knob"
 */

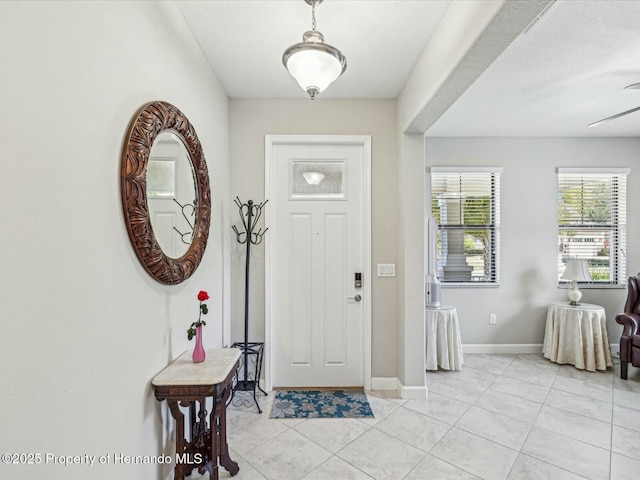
xmin=348 ymin=294 xmax=362 ymax=302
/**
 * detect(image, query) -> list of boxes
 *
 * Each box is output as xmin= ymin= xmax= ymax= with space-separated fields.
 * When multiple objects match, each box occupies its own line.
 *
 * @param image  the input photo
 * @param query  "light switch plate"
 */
xmin=377 ymin=264 xmax=396 ymax=277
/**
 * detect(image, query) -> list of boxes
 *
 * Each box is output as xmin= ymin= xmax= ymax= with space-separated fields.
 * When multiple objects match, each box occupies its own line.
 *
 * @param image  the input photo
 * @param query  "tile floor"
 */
xmin=209 ymin=354 xmax=640 ymax=480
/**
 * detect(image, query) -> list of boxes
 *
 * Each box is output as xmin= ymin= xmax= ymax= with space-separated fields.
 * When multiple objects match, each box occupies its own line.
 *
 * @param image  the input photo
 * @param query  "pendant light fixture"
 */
xmin=282 ymin=0 xmax=347 ymax=100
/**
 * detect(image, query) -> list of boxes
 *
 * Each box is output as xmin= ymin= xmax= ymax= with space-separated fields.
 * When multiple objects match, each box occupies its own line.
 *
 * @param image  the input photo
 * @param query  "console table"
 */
xmin=543 ymin=301 xmax=613 ymax=371
xmin=152 ymin=348 xmax=241 ymax=480
xmin=425 ymin=305 xmax=463 ymax=371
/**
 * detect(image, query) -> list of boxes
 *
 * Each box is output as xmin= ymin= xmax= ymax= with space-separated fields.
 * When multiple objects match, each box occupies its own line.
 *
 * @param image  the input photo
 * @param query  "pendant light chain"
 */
xmin=311 ymin=1 xmax=316 ymax=31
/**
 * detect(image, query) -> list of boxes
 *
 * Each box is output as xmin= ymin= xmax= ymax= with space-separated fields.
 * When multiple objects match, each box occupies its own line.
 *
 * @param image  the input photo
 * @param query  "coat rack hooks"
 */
xmin=231 ymin=197 xmax=268 ymax=246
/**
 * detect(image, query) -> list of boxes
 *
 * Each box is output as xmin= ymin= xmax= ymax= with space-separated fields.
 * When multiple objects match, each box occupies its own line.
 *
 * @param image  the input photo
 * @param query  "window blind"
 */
xmin=430 ymin=168 xmax=501 ymax=284
xmin=557 ymin=168 xmax=628 ymax=285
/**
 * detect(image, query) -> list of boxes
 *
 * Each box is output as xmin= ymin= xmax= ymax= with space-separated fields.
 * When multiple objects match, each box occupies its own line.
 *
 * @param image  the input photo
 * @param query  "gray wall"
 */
xmin=0 ymin=2 xmax=230 ymax=479
xmin=425 ymin=137 xmax=640 ymax=347
xmin=230 ymin=98 xmax=399 ymax=378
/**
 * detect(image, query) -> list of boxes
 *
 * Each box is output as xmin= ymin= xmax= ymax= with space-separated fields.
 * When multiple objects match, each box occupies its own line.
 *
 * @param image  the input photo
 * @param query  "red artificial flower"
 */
xmin=188 ymin=290 xmax=210 ymax=341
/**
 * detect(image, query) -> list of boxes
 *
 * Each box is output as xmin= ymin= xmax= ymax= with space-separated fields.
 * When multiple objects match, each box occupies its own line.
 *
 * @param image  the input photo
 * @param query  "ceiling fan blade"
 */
xmin=625 ymin=83 xmax=640 ymax=90
xmin=587 ymin=105 xmax=640 ymax=128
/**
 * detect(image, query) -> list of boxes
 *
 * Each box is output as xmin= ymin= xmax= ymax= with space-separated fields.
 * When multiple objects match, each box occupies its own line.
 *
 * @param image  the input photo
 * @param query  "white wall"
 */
xmin=0 ymin=2 xmax=229 ymax=479
xmin=425 ymin=137 xmax=640 ymax=347
xmin=229 ymin=98 xmax=399 ymax=378
xmin=398 ymin=0 xmax=506 ymax=133
xmin=396 ymin=133 xmax=427 ymax=392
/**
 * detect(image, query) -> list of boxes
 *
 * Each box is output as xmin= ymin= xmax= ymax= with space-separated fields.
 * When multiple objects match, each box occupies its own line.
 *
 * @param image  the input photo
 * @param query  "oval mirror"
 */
xmin=147 ymin=131 xmax=197 ymax=258
xmin=121 ymin=101 xmax=211 ymax=285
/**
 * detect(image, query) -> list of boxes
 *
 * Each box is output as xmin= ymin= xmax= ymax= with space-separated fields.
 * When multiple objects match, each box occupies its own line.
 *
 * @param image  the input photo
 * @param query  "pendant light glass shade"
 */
xmin=282 ymin=1 xmax=347 ymax=99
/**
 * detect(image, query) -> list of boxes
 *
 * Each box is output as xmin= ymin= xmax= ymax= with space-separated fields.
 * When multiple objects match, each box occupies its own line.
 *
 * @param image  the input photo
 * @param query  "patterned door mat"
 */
xmin=270 ymin=389 xmax=374 ymax=419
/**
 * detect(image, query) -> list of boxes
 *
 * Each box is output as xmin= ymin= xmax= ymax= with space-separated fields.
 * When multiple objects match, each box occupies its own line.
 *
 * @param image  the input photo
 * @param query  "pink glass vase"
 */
xmin=192 ymin=325 xmax=206 ymax=363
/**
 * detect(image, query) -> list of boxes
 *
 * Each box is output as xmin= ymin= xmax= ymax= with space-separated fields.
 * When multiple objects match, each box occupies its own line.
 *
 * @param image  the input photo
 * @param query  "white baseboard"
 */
xmin=398 ymin=383 xmax=428 ymax=400
xmin=371 ymin=377 xmax=428 ymax=400
xmin=371 ymin=376 xmax=399 ymax=390
xmin=611 ymin=343 xmax=620 ymax=359
xmin=462 ymin=344 xmax=543 ymax=354
xmin=462 ymin=343 xmax=622 ymax=360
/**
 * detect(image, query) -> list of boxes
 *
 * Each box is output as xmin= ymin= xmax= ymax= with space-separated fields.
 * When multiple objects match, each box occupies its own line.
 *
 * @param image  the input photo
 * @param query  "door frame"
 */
xmin=264 ymin=134 xmax=372 ymax=391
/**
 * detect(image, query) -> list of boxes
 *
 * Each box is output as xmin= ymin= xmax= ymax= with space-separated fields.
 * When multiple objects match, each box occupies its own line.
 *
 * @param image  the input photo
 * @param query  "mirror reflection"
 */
xmin=147 ymin=131 xmax=197 ymax=259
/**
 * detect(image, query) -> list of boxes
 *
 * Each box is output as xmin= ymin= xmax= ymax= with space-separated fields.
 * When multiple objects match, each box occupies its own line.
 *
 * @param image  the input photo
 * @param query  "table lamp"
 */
xmin=561 ymin=258 xmax=592 ymax=306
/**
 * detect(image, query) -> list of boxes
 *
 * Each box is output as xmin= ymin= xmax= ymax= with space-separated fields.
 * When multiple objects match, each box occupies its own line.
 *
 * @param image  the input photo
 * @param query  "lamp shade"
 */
xmin=561 ymin=258 xmax=592 ymax=282
xmin=283 ymin=30 xmax=347 ymax=99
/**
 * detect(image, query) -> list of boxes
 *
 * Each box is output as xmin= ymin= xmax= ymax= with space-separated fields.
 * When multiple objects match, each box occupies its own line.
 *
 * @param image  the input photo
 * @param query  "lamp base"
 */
xmin=567 ymin=281 xmax=582 ymax=306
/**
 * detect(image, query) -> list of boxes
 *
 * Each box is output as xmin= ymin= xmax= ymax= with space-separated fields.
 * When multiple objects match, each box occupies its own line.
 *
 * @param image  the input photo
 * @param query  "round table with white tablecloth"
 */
xmin=425 ymin=305 xmax=463 ymax=371
xmin=542 ymin=301 xmax=613 ymax=371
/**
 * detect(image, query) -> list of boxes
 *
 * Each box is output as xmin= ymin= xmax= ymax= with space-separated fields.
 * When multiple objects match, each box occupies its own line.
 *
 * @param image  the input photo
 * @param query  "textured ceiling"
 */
xmin=179 ymin=0 xmax=640 ymax=137
xmin=428 ymin=0 xmax=640 ymax=137
xmin=178 ymin=0 xmax=450 ymax=99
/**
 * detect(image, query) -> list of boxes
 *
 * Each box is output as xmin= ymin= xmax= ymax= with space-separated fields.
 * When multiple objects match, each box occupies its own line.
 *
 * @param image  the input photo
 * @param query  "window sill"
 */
xmin=442 ymin=283 xmax=500 ymax=288
xmin=557 ymin=284 xmax=625 ymax=290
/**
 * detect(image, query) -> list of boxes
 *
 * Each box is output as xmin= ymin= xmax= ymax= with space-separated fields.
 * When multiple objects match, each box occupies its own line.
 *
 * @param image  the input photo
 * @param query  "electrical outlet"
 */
xmin=489 ymin=314 xmax=497 ymax=325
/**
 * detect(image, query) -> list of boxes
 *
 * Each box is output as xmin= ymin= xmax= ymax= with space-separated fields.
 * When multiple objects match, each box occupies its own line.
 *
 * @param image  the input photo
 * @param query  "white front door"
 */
xmin=265 ymin=135 xmax=371 ymax=388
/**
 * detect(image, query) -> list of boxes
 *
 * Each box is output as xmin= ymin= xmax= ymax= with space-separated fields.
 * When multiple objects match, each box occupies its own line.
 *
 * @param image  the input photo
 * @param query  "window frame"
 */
xmin=429 ymin=167 xmax=502 ymax=287
xmin=556 ymin=167 xmax=629 ymax=288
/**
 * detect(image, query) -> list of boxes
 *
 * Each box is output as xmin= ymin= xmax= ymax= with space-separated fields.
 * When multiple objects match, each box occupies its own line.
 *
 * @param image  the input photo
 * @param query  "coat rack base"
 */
xmin=228 ymin=342 xmax=267 ymax=413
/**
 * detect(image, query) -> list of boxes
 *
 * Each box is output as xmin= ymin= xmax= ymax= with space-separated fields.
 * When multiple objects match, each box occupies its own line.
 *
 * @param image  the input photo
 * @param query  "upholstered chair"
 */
xmin=615 ymin=275 xmax=640 ymax=379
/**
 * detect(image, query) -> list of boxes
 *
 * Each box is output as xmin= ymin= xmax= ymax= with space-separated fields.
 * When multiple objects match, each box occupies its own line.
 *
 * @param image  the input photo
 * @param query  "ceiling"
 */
xmin=179 ymin=0 xmax=640 ymax=137
xmin=178 ymin=0 xmax=450 ymax=99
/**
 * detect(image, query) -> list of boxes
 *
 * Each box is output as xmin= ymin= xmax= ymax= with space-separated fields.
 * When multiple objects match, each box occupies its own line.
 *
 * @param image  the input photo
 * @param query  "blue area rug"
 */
xmin=270 ymin=389 xmax=374 ymax=419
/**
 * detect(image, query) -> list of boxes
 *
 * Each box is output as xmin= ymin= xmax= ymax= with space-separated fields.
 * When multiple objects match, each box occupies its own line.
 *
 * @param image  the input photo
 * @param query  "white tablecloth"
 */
xmin=542 ymin=301 xmax=613 ymax=371
xmin=426 ymin=305 xmax=463 ymax=371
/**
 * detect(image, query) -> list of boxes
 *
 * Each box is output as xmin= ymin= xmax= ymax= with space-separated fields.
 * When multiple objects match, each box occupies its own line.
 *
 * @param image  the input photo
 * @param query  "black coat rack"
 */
xmin=229 ymin=197 xmax=268 ymax=412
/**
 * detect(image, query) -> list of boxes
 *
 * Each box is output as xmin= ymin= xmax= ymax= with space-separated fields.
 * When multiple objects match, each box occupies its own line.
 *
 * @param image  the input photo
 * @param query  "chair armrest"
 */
xmin=615 ymin=312 xmax=640 ymax=337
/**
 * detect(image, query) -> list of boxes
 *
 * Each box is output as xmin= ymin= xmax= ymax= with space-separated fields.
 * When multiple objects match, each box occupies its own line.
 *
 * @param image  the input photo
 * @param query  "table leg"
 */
xmin=196 ymin=398 xmax=209 ymax=476
xmin=219 ymin=384 xmax=239 ymax=475
xmin=168 ymin=400 xmax=186 ymax=480
xmin=190 ymin=402 xmax=197 ymax=444
xmin=208 ymin=399 xmax=220 ymax=480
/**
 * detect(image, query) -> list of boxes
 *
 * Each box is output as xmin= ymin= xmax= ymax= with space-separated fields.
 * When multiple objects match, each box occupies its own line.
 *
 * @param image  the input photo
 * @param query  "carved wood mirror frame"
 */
xmin=121 ymin=101 xmax=211 ymax=285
